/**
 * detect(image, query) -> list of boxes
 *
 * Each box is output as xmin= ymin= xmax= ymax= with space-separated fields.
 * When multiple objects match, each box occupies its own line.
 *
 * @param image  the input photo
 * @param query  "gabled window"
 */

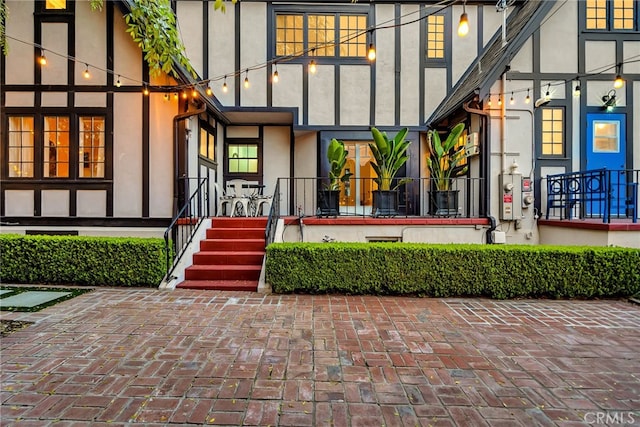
xmin=586 ymin=0 xmax=637 ymax=30
xmin=541 ymin=108 xmax=565 ymax=156
xmin=274 ymin=11 xmax=369 ymax=59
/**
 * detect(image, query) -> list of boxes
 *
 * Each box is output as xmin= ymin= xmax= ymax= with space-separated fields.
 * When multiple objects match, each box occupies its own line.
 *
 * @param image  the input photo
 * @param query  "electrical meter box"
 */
xmin=500 ymin=173 xmax=521 ymax=220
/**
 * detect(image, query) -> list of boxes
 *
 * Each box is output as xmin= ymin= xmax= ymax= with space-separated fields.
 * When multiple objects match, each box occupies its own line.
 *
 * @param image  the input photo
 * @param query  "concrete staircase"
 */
xmin=177 ymin=217 xmax=267 ymax=291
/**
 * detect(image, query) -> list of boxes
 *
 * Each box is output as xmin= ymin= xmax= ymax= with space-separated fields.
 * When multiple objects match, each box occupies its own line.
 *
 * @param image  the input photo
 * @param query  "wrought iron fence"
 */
xmin=163 ymin=177 xmax=209 ymax=280
xmin=545 ymin=168 xmax=638 ymax=223
xmin=264 ymin=176 xmax=485 ymax=219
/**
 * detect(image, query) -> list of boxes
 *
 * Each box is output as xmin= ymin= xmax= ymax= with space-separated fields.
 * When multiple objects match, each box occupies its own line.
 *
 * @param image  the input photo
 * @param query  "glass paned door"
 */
xmin=342 ymin=142 xmax=376 ymax=215
xmin=586 ymin=113 xmax=626 ymax=217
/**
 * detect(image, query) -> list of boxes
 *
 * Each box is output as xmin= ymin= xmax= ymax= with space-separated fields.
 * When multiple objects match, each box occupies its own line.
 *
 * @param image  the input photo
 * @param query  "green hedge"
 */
xmin=266 ymin=243 xmax=640 ymax=299
xmin=0 ymin=234 xmax=166 ymax=287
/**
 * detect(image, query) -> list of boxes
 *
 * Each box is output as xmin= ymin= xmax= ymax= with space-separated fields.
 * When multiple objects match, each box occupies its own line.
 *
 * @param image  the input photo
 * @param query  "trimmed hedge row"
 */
xmin=266 ymin=243 xmax=640 ymax=299
xmin=0 ymin=234 xmax=166 ymax=287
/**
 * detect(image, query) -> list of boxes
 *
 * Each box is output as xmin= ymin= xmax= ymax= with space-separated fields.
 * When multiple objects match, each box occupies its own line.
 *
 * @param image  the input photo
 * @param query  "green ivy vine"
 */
xmin=0 ymin=0 xmax=7 ymax=55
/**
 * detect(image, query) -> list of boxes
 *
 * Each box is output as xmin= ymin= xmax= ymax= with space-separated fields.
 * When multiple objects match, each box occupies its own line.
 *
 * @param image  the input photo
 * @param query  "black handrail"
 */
xmin=265 ymin=178 xmax=281 ymax=246
xmin=163 ymin=177 xmax=209 ymax=282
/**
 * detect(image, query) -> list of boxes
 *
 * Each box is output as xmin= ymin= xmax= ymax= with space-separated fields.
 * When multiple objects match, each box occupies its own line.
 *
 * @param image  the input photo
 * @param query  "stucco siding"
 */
xmin=374 ymin=4 xmax=396 ymax=126
xmin=274 ymin=64 xmax=305 ymax=125
xmin=5 ymin=1 xmax=34 ymax=85
xmin=539 ymin=1 xmax=577 ymax=74
xmin=263 ymin=126 xmax=291 ymax=194
xmin=177 ymin=2 xmax=204 ymax=77
xmin=399 ymin=4 xmax=420 ymax=125
xmin=209 ymin=5 xmax=236 ymax=106
xmin=41 ymin=23 xmax=68 ymax=86
xmin=149 ymin=94 xmax=178 ymax=218
xmin=240 ymin=2 xmax=267 ymax=107
xmin=451 ymin=4 xmax=478 ymax=85
xmin=340 ymin=66 xmax=371 ymax=126
xmin=113 ymin=93 xmax=143 ymax=217
xmin=76 ymin=1 xmax=107 ymax=86
xmin=113 ymin=9 xmax=142 ymax=86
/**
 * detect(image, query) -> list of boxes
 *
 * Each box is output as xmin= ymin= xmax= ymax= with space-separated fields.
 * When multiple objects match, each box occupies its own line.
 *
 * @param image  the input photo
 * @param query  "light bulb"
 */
xmin=115 ymin=75 xmax=121 ymax=88
xmin=142 ymin=86 xmax=149 ymax=96
xmin=614 ymin=74 xmax=624 ymax=89
xmin=222 ymin=81 xmax=228 ymax=93
xmin=509 ymin=93 xmax=514 ymax=105
xmin=192 ymin=88 xmax=198 ymax=98
xmin=525 ymin=90 xmax=531 ymax=104
xmin=244 ymin=76 xmax=250 ymax=88
xmin=367 ymin=44 xmax=376 ymax=61
xmin=458 ymin=12 xmax=469 ymax=37
xmin=83 ymin=64 xmax=90 ymax=79
xmin=182 ymin=90 xmax=188 ymax=99
xmin=573 ymin=84 xmax=581 ymax=97
xmin=39 ymin=53 xmax=47 ymax=66
xmin=206 ymin=85 xmax=213 ymax=96
xmin=309 ymin=59 xmax=316 ymax=74
xmin=272 ymin=70 xmax=279 ymax=83
xmin=498 ymin=96 xmax=502 ymax=106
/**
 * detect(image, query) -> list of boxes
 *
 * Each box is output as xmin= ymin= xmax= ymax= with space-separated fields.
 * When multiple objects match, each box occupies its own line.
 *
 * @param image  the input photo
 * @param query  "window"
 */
xmin=8 ymin=117 xmax=34 ymax=178
xmin=275 ymin=12 xmax=368 ymax=58
xmin=593 ymin=121 xmax=620 ymax=152
xmin=586 ymin=0 xmax=636 ymax=30
xmin=5 ymin=114 xmax=107 ymax=180
xmin=44 ymin=116 xmax=70 ymax=178
xmin=45 ymin=0 xmax=66 ymax=9
xmin=79 ymin=116 xmax=105 ymax=178
xmin=427 ymin=14 xmax=445 ymax=59
xmin=199 ymin=127 xmax=215 ymax=161
xmin=541 ymin=108 xmax=564 ymax=156
xmin=228 ymin=143 xmax=258 ymax=173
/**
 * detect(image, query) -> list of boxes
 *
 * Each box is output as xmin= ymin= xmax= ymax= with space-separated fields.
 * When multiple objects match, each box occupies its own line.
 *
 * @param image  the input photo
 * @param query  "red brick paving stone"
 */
xmin=243 ymin=400 xmax=280 ymax=426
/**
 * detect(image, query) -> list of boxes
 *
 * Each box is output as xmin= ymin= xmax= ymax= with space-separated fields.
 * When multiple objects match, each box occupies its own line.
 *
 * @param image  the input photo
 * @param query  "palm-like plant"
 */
xmin=369 ymin=127 xmax=412 ymax=191
xmin=326 ymin=138 xmax=352 ymax=191
xmin=426 ymin=123 xmax=469 ymax=191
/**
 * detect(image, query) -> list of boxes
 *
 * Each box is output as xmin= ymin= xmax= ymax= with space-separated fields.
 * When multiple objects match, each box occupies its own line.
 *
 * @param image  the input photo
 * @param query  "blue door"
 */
xmin=586 ymin=113 xmax=626 ymax=217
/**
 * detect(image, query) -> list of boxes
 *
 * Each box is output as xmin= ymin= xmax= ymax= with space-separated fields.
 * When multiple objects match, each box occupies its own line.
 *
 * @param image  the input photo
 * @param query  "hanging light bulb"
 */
xmin=244 ymin=70 xmax=250 ymax=88
xmin=272 ymin=64 xmax=279 ymax=83
xmin=498 ymin=96 xmax=502 ymax=106
xmin=458 ymin=2 xmax=469 ymax=37
xmin=222 ymin=76 xmax=228 ymax=93
xmin=525 ymin=89 xmax=531 ymax=104
xmin=367 ymin=43 xmax=376 ymax=61
xmin=163 ymin=93 xmax=170 ymax=101
xmin=545 ymin=83 xmax=551 ymax=98
xmin=509 ymin=92 xmax=514 ymax=105
xmin=206 ymin=85 xmax=213 ymax=96
xmin=182 ymin=90 xmax=188 ymax=99
xmin=39 ymin=50 xmax=47 ymax=66
xmin=83 ymin=64 xmax=91 ymax=79
xmin=174 ymin=92 xmax=178 ymax=100
xmin=142 ymin=85 xmax=149 ymax=96
xmin=614 ymin=65 xmax=624 ymax=89
xmin=192 ymin=87 xmax=198 ymax=98
xmin=573 ymin=79 xmax=581 ymax=97
xmin=309 ymin=59 xmax=317 ymax=74
xmin=487 ymin=95 xmax=492 ymax=107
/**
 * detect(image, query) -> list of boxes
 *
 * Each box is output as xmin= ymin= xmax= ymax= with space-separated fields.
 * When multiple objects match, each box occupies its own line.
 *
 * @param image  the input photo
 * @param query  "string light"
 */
xmin=182 ymin=90 xmax=188 ymax=99
xmin=174 ymin=92 xmax=178 ymax=100
xmin=614 ymin=64 xmax=624 ymax=89
xmin=83 ymin=64 xmax=91 ymax=79
xmin=272 ymin=64 xmax=279 ymax=83
xmin=497 ymin=96 xmax=502 ymax=106
xmin=192 ymin=87 xmax=198 ymax=98
xmin=309 ymin=59 xmax=317 ymax=74
xmin=525 ymin=89 xmax=531 ymax=104
xmin=573 ymin=79 xmax=581 ymax=97
xmin=115 ymin=75 xmax=121 ymax=88
xmin=222 ymin=76 xmax=228 ymax=93
xmin=206 ymin=85 xmax=213 ymax=96
xmin=142 ymin=85 xmax=149 ymax=95
xmin=244 ymin=69 xmax=250 ymax=89
xmin=39 ymin=50 xmax=47 ymax=66
xmin=458 ymin=1 xmax=469 ymax=37
xmin=487 ymin=95 xmax=492 ymax=107
xmin=509 ymin=92 xmax=514 ymax=105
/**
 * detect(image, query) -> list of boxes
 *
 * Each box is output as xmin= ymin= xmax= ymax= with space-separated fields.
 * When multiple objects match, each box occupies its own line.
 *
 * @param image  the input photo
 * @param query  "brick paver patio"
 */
xmin=1 ymin=288 xmax=639 ymax=426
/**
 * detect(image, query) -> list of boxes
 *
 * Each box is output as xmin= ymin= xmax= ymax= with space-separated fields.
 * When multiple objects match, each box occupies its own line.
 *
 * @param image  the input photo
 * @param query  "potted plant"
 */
xmin=369 ymin=127 xmax=412 ymax=217
xmin=426 ymin=122 xmax=470 ymax=216
xmin=318 ymin=138 xmax=352 ymax=216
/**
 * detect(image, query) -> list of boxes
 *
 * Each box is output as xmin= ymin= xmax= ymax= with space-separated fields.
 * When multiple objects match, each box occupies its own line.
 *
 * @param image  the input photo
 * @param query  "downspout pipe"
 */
xmin=463 ymin=100 xmax=497 ymax=243
xmin=173 ymin=104 xmax=206 ymax=216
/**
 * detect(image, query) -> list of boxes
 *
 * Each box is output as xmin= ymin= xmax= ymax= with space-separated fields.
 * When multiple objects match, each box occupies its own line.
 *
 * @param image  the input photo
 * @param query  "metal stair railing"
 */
xmin=265 ymin=178 xmax=281 ymax=246
xmin=163 ymin=177 xmax=209 ymax=281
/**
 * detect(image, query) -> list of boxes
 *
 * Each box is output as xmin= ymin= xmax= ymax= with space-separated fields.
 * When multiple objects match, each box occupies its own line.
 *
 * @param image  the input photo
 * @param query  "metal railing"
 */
xmin=545 ymin=169 xmax=638 ymax=223
xmin=163 ymin=177 xmax=209 ymax=281
xmin=265 ymin=178 xmax=281 ymax=246
xmin=264 ymin=176 xmax=485 ymax=219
